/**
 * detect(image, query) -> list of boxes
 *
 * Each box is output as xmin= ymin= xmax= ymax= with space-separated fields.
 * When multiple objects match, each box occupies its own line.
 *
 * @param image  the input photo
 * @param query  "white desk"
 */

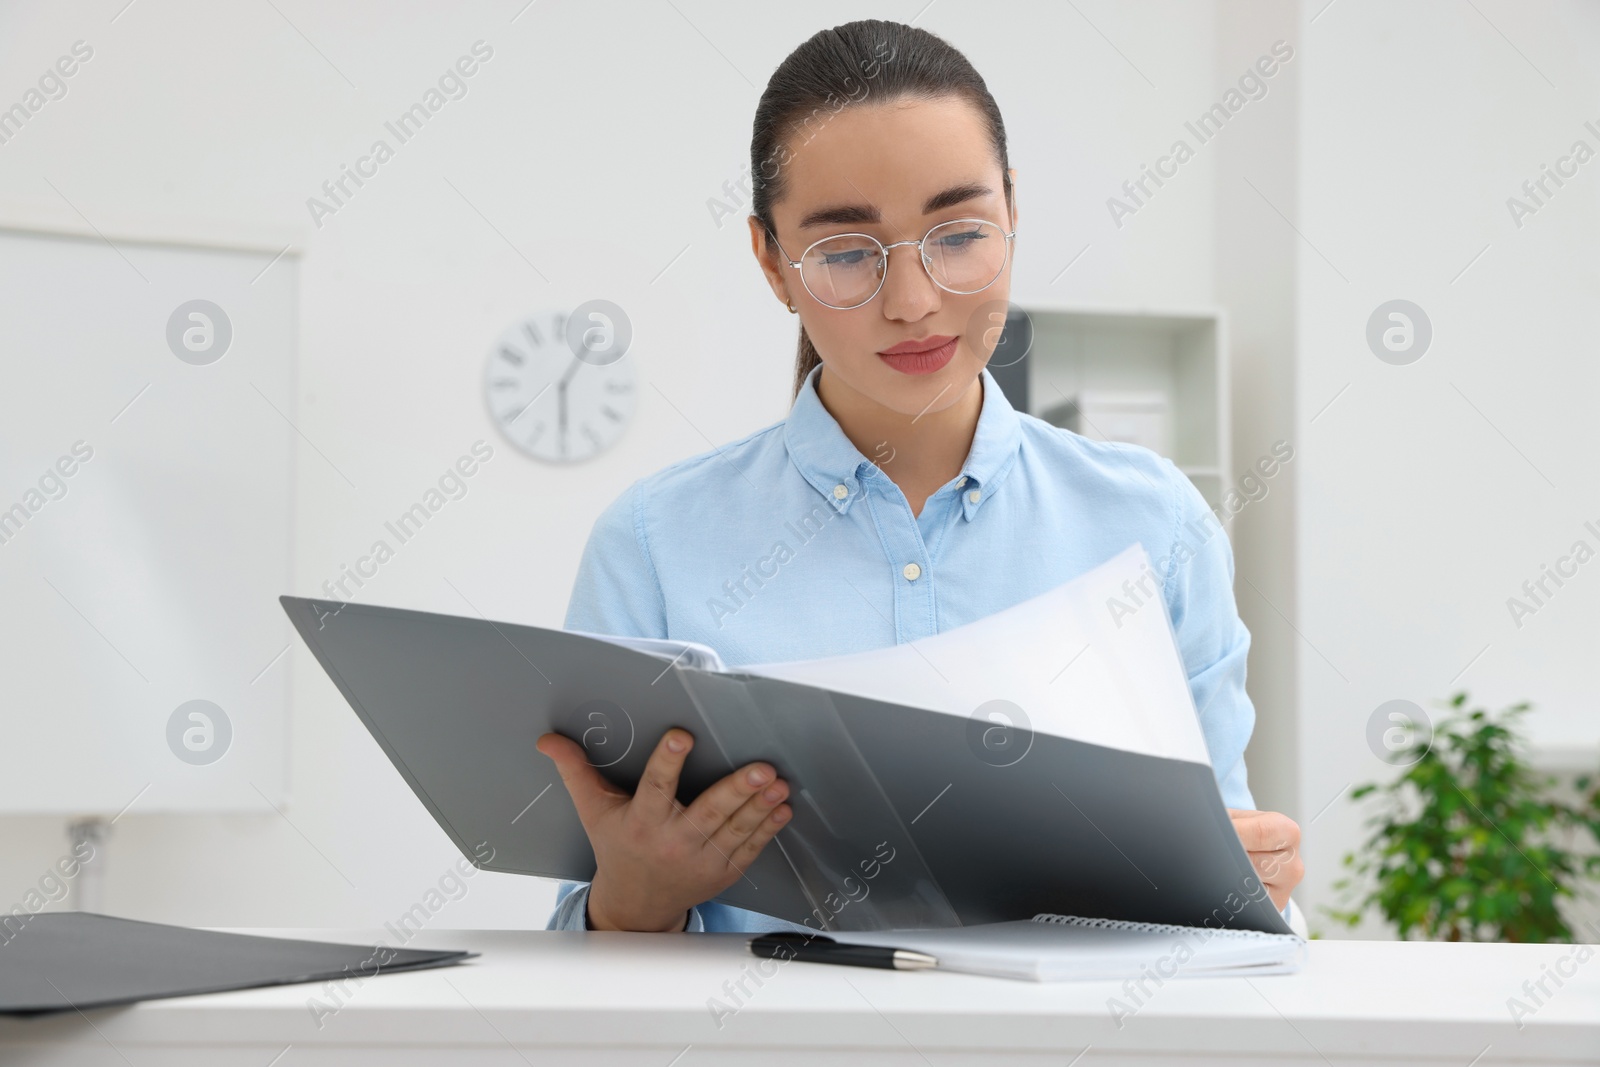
xmin=3 ymin=928 xmax=1596 ymax=1065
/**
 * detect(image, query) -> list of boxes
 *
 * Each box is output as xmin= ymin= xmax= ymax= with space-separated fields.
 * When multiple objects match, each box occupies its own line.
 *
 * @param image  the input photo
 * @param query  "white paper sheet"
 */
xmin=739 ymin=544 xmax=1212 ymax=765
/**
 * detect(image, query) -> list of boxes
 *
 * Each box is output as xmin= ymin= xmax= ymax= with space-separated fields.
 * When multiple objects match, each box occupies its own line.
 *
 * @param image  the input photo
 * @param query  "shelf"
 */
xmin=1006 ymin=306 xmax=1229 ymax=513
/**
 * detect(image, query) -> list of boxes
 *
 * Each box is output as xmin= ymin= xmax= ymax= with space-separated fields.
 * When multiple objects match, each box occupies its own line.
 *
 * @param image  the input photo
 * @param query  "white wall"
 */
xmin=1293 ymin=0 xmax=1600 ymax=934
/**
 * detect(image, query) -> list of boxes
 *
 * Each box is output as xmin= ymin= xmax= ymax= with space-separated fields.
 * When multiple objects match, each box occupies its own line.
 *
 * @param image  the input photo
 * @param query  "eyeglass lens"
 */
xmin=800 ymin=220 xmax=1009 ymax=309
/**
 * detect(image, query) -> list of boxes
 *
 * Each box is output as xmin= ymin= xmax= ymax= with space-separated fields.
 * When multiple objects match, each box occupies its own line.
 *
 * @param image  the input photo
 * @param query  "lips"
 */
xmin=878 ymin=334 xmax=958 ymax=356
xmin=877 ymin=336 xmax=959 ymax=376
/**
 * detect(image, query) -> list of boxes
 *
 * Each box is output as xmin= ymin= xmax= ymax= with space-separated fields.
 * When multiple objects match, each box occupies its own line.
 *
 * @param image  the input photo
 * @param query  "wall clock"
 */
xmin=483 ymin=301 xmax=637 ymax=463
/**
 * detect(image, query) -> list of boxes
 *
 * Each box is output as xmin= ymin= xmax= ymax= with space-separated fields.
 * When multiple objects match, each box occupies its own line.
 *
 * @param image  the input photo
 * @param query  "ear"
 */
xmin=748 ymin=214 xmax=793 ymax=308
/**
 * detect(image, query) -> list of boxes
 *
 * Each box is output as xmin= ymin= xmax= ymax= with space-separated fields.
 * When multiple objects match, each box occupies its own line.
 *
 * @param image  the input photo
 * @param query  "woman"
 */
xmin=538 ymin=19 xmax=1304 ymax=935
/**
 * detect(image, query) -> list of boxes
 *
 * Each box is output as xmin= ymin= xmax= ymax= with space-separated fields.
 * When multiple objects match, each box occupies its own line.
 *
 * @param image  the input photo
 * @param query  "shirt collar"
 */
xmin=783 ymin=361 xmax=1024 ymax=519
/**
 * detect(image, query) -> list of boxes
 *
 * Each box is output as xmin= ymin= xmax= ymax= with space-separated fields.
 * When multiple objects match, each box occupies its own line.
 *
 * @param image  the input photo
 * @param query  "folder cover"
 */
xmin=0 ymin=912 xmax=475 ymax=1015
xmin=280 ymin=545 xmax=1292 ymax=937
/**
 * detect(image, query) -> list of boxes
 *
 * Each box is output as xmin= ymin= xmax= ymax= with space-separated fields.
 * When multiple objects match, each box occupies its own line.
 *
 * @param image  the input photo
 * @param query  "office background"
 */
xmin=1 ymin=0 xmax=1595 ymax=939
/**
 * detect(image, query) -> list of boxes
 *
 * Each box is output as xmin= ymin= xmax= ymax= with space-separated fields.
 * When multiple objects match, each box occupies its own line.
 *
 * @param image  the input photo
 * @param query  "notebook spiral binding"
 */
xmin=1030 ymin=913 xmax=1300 ymax=942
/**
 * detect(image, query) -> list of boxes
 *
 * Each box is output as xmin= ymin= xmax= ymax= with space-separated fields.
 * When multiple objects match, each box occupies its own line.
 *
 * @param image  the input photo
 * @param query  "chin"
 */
xmin=860 ymin=353 xmax=986 ymax=417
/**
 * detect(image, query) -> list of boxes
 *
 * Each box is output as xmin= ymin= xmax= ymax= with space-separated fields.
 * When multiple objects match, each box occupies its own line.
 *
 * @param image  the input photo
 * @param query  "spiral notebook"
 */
xmin=826 ymin=913 xmax=1306 ymax=982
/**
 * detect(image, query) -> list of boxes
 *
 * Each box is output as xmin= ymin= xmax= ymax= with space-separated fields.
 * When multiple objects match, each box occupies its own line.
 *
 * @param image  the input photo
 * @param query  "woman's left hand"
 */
xmin=1226 ymin=808 xmax=1303 ymax=911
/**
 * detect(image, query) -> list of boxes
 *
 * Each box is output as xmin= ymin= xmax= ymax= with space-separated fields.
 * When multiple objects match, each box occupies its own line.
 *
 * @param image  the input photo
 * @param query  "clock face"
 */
xmin=484 ymin=307 xmax=637 ymax=463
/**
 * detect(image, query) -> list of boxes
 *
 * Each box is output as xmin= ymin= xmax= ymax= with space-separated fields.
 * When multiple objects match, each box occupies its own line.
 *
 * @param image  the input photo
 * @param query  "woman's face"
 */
xmin=751 ymin=95 xmax=1019 ymax=419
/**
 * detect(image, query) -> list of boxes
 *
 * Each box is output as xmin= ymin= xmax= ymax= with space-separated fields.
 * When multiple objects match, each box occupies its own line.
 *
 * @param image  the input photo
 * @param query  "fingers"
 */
xmin=1248 ymin=845 xmax=1298 ymax=864
xmin=1249 ymin=846 xmax=1300 ymax=879
xmin=630 ymin=728 xmax=695 ymax=822
xmin=729 ymin=800 xmax=791 ymax=871
xmin=1256 ymin=847 xmax=1304 ymax=883
xmin=536 ymin=732 xmax=626 ymax=824
xmin=683 ymin=761 xmax=779 ymax=838
xmin=1228 ymin=808 xmax=1300 ymax=853
xmin=708 ymin=775 xmax=790 ymax=855
xmin=1229 ymin=809 xmax=1304 ymax=909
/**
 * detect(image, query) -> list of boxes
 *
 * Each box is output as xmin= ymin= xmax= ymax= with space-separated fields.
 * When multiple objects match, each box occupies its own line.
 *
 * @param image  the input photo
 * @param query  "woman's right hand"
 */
xmin=535 ymin=726 xmax=792 ymax=932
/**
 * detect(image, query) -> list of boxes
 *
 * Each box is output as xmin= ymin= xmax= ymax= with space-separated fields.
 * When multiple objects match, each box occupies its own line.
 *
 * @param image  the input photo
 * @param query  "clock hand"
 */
xmin=556 ymin=348 xmax=584 ymax=459
xmin=558 ymin=352 xmax=584 ymax=388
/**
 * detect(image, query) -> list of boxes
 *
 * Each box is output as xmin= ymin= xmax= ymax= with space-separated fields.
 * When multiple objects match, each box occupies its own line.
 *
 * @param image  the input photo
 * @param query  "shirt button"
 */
xmin=967 ymin=489 xmax=981 ymax=504
xmin=902 ymin=562 xmax=922 ymax=581
xmin=833 ymin=484 xmax=848 ymax=499
xmin=957 ymin=476 xmax=968 ymax=487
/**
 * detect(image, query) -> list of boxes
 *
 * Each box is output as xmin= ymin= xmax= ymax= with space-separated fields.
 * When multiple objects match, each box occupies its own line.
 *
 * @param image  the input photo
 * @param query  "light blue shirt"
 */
xmin=548 ymin=362 xmax=1280 ymax=932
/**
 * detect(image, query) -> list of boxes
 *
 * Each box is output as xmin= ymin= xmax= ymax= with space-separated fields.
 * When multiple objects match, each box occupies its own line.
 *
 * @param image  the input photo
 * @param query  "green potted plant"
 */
xmin=1326 ymin=692 xmax=1600 ymax=942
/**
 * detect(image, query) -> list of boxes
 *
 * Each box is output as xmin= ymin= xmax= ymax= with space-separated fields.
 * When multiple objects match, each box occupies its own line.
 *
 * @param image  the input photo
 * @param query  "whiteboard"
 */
xmin=0 ymin=227 xmax=295 ymax=813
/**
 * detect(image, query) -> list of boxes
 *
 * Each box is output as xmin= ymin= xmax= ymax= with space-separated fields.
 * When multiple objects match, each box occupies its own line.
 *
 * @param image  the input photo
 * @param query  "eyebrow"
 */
xmin=797 ymin=182 xmax=995 ymax=229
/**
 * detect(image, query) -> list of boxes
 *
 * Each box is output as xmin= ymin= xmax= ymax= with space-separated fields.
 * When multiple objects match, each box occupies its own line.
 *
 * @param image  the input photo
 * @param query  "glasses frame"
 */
xmin=766 ymin=216 xmax=1018 ymax=311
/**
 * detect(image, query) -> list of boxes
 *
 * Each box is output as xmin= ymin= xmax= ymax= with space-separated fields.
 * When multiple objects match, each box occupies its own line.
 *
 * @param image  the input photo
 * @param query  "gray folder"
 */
xmin=0 ymin=911 xmax=474 ymax=1015
xmin=281 ymin=596 xmax=1291 ymax=935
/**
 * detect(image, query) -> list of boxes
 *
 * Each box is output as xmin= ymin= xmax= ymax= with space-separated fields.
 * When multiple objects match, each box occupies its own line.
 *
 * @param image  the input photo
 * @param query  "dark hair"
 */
xmin=749 ymin=19 xmax=1014 ymax=401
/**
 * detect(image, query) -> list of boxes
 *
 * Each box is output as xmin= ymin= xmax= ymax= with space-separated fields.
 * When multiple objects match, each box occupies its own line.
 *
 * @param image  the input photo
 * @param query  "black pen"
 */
xmin=748 ymin=931 xmax=938 ymax=971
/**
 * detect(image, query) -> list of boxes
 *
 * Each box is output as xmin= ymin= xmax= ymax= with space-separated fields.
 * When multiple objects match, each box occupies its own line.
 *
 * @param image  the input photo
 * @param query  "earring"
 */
xmin=787 ymin=300 xmax=797 ymax=314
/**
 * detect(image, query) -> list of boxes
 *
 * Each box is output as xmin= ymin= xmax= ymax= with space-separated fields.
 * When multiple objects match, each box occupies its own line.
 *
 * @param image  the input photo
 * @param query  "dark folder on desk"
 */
xmin=0 ymin=912 xmax=474 ymax=1016
xmin=280 ymin=594 xmax=1291 ymax=936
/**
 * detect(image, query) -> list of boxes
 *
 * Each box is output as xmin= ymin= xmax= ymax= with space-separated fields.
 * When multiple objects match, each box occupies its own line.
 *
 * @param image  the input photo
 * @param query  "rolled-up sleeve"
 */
xmin=1157 ymin=459 xmax=1258 ymax=812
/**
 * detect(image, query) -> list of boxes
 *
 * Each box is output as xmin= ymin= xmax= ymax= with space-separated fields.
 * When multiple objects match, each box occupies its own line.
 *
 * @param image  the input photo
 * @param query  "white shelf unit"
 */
xmin=1020 ymin=306 xmax=1230 ymax=516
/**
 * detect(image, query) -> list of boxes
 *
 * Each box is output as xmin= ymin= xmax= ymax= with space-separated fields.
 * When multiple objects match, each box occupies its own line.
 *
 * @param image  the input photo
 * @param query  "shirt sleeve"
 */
xmin=1283 ymin=896 xmax=1308 ymax=938
xmin=547 ymin=880 xmax=591 ymax=930
xmin=563 ymin=479 xmax=670 ymax=638
xmin=548 ymin=482 xmax=675 ymax=930
xmin=546 ymin=880 xmax=706 ymax=932
xmin=1158 ymin=458 xmax=1259 ymax=812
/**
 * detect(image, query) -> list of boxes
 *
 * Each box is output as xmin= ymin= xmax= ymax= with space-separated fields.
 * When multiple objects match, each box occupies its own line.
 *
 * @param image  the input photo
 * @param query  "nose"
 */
xmin=877 ymin=240 xmax=941 ymax=321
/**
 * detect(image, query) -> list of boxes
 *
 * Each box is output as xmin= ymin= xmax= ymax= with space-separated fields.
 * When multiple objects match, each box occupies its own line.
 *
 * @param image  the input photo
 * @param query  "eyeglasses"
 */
xmin=766 ymin=217 xmax=1018 ymax=311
